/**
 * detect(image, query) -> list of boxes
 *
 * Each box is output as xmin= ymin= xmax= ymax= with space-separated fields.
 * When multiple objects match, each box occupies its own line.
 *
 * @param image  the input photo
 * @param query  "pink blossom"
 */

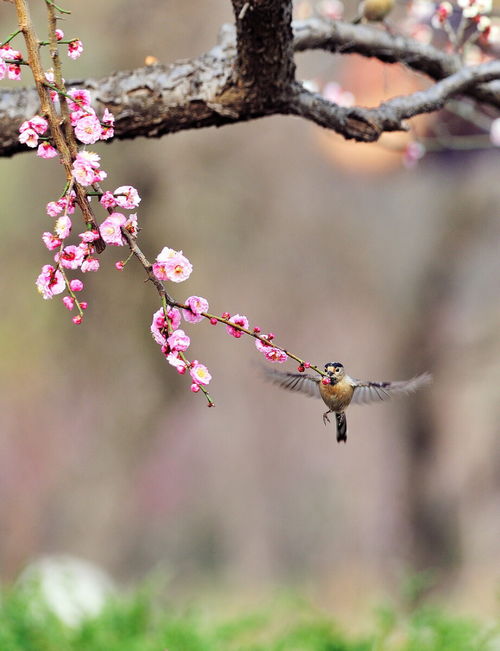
xmin=114 ymin=186 xmax=141 ymax=209
xmin=168 ymin=307 xmax=182 ymax=330
xmin=46 ymin=201 xmax=63 ymax=217
xmin=124 ymin=213 xmax=138 ymax=237
xmin=151 ymin=308 xmax=168 ymax=345
xmin=81 ymin=257 xmax=100 ymax=272
xmin=19 ymin=128 xmax=39 ymax=148
xmin=183 ymin=296 xmax=209 ymax=324
xmin=226 ymin=314 xmax=249 ymax=338
xmin=167 ymin=329 xmax=190 ymax=352
xmin=63 ymin=296 xmax=75 ymax=310
xmin=37 ymin=142 xmax=58 ymax=159
xmin=318 ymin=0 xmax=344 ymax=20
xmin=100 ymin=108 xmax=115 ymax=140
xmin=69 ymin=279 xmax=84 ymax=292
xmin=0 ymin=60 xmax=7 ymax=80
xmin=29 ymin=116 xmax=49 ymax=135
xmin=115 ymin=261 xmax=124 ymax=271
xmin=67 ymin=88 xmax=91 ymax=111
xmin=167 ymin=352 xmax=188 ymax=374
xmin=153 ymin=249 xmax=193 ymax=283
xmin=99 ymin=191 xmax=117 ymax=209
xmin=8 ymin=63 xmax=21 ymax=81
xmin=55 ymin=29 xmax=64 ymax=40
xmin=56 ymin=245 xmax=84 ymax=269
xmin=264 ymin=347 xmax=287 ymax=363
xmin=403 ymin=141 xmax=426 ymax=169
xmin=72 ymin=158 xmax=96 ymax=186
xmin=79 ymin=229 xmax=100 ymax=243
xmin=190 ymin=362 xmax=212 ymax=386
xmin=74 ymin=113 xmax=102 ymax=144
xmin=36 ymin=264 xmax=65 ymax=299
xmin=68 ymin=39 xmax=83 ymax=59
xmin=54 ymin=215 xmax=72 ymax=239
xmin=42 ymin=232 xmax=62 ymax=250
xmin=100 ymin=212 xmax=126 ymax=246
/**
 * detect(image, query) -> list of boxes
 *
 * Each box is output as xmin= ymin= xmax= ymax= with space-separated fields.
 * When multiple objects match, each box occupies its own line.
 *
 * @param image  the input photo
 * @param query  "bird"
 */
xmin=263 ymin=362 xmax=431 ymax=443
xmin=352 ymin=0 xmax=395 ymax=24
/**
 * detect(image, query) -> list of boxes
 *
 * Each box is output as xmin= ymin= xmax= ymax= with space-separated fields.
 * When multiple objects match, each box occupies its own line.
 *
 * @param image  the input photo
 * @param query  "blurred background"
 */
xmin=0 ymin=0 xmax=499 ymax=627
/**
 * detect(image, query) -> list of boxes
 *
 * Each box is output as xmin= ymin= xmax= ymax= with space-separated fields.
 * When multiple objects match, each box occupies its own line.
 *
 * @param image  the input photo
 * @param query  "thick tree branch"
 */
xmin=1 ymin=17 xmax=498 ymax=157
xmin=231 ymin=0 xmax=295 ymax=102
xmin=288 ymin=60 xmax=500 ymax=141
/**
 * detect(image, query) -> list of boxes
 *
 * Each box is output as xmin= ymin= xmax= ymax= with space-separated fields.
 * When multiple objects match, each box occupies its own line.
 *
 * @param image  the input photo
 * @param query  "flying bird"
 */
xmin=264 ymin=362 xmax=431 ymax=443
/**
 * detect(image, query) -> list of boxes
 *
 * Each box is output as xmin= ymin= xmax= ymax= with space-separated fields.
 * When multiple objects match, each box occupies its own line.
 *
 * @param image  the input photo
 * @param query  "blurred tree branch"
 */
xmin=1 ymin=8 xmax=499 ymax=157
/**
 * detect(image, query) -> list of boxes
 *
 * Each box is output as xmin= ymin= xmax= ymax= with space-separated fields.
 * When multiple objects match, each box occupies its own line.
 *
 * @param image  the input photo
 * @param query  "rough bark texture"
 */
xmin=0 ymin=12 xmax=499 ymax=157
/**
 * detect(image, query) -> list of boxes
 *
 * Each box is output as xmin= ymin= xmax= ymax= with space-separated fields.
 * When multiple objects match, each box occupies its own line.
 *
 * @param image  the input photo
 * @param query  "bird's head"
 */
xmin=324 ymin=362 xmax=345 ymax=383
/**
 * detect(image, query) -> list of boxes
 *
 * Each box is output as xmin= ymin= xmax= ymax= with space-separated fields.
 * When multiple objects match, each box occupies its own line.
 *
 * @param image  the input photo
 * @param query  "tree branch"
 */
xmin=1 ymin=17 xmax=498 ymax=157
xmin=288 ymin=60 xmax=500 ymax=141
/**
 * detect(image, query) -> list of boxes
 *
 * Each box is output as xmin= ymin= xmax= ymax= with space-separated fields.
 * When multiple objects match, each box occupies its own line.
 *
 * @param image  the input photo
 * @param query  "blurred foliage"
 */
xmin=0 ymin=584 xmax=498 ymax=651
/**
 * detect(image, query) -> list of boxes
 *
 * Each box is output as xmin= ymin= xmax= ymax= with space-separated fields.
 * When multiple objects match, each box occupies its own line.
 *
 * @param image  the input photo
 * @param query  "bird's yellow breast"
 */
xmin=363 ymin=0 xmax=394 ymax=20
xmin=319 ymin=379 xmax=354 ymax=411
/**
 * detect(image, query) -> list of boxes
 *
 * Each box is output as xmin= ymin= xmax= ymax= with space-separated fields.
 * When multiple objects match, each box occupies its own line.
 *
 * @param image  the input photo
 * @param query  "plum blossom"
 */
xmin=55 ymin=245 xmax=85 ymax=270
xmin=19 ymin=128 xmax=39 ymax=148
xmin=167 ymin=352 xmax=188 ymax=374
xmin=54 ymin=215 xmax=72 ymax=239
xmin=37 ymin=142 xmax=58 ymax=159
xmin=70 ymin=279 xmax=84 ymax=292
xmin=403 ymin=141 xmax=426 ymax=168
xmin=62 ymin=296 xmax=75 ymax=310
xmin=183 ymin=296 xmax=209 ymax=324
xmin=67 ymin=88 xmax=91 ymax=111
xmin=114 ymin=186 xmax=141 ymax=209
xmin=36 ymin=264 xmax=65 ymax=299
xmin=100 ymin=212 xmax=126 ymax=246
xmin=99 ymin=191 xmax=117 ymax=209
xmin=68 ymin=39 xmax=83 ymax=59
xmin=190 ymin=362 xmax=212 ymax=386
xmin=100 ymin=108 xmax=115 ymax=140
xmin=71 ymin=151 xmax=102 ymax=186
xmin=55 ymin=29 xmax=64 ymax=40
xmin=124 ymin=213 xmax=138 ymax=237
xmin=74 ymin=113 xmax=102 ymax=144
xmin=167 ymin=329 xmax=190 ymax=352
xmin=81 ymin=257 xmax=100 ymax=272
xmin=42 ymin=232 xmax=62 ymax=250
xmin=153 ymin=247 xmax=193 ymax=283
xmin=151 ymin=308 xmax=168 ymax=345
xmin=431 ymin=1 xmax=453 ymax=27
xmin=226 ymin=314 xmax=249 ymax=338
xmin=264 ymin=347 xmax=288 ymax=363
xmin=79 ymin=229 xmax=100 ymax=243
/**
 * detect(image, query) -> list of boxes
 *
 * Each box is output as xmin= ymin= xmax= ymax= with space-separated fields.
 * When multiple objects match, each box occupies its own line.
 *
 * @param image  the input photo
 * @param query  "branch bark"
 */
xmin=1 ymin=16 xmax=498 ymax=157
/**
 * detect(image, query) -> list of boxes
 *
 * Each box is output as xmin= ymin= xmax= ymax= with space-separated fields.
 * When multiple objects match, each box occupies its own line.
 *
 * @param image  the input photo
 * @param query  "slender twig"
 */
xmin=14 ymin=0 xmax=105 ymax=251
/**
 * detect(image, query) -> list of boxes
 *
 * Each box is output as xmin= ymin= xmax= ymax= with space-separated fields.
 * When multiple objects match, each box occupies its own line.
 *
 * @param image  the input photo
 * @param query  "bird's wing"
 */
xmin=262 ymin=366 xmax=321 ymax=398
xmin=348 ymin=372 xmax=431 ymax=406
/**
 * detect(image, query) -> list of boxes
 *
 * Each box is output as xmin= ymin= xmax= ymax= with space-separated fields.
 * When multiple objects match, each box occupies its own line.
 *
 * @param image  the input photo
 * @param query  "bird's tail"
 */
xmin=336 ymin=411 xmax=347 ymax=443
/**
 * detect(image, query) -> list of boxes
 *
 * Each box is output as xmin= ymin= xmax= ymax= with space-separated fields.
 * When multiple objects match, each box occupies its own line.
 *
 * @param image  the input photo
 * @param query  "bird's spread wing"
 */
xmin=262 ymin=366 xmax=321 ymax=398
xmin=348 ymin=372 xmax=431 ymax=406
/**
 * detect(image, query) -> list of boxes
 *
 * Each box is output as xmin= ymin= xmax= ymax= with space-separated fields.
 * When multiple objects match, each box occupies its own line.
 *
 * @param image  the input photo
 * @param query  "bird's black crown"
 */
xmin=325 ymin=361 xmax=344 ymax=369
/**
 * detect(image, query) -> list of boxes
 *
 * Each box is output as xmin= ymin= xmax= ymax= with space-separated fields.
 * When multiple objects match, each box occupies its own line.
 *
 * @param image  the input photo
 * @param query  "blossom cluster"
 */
xmin=0 ymin=43 xmax=23 ymax=81
xmin=151 ymin=302 xmax=212 ymax=394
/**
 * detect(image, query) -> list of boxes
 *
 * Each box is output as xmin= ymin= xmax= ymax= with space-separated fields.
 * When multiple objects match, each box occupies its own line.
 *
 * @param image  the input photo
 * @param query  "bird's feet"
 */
xmin=322 ymin=410 xmax=332 ymax=426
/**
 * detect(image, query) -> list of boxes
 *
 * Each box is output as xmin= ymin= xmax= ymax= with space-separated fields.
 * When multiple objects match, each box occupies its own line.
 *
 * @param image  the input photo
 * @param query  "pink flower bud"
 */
xmin=80 ymin=301 xmax=88 ymax=310
xmin=190 ymin=383 xmax=200 ymax=393
xmin=209 ymin=317 xmax=218 ymax=325
xmin=321 ymin=377 xmax=331 ymax=385
xmin=62 ymin=296 xmax=75 ymax=310
xmin=115 ymin=261 xmax=124 ymax=270
xmin=72 ymin=315 xmax=83 ymax=325
xmin=69 ymin=279 xmax=83 ymax=292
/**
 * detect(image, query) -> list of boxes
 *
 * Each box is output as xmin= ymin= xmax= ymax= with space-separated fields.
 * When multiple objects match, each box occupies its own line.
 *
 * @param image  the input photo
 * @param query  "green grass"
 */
xmin=0 ymin=585 xmax=498 ymax=651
